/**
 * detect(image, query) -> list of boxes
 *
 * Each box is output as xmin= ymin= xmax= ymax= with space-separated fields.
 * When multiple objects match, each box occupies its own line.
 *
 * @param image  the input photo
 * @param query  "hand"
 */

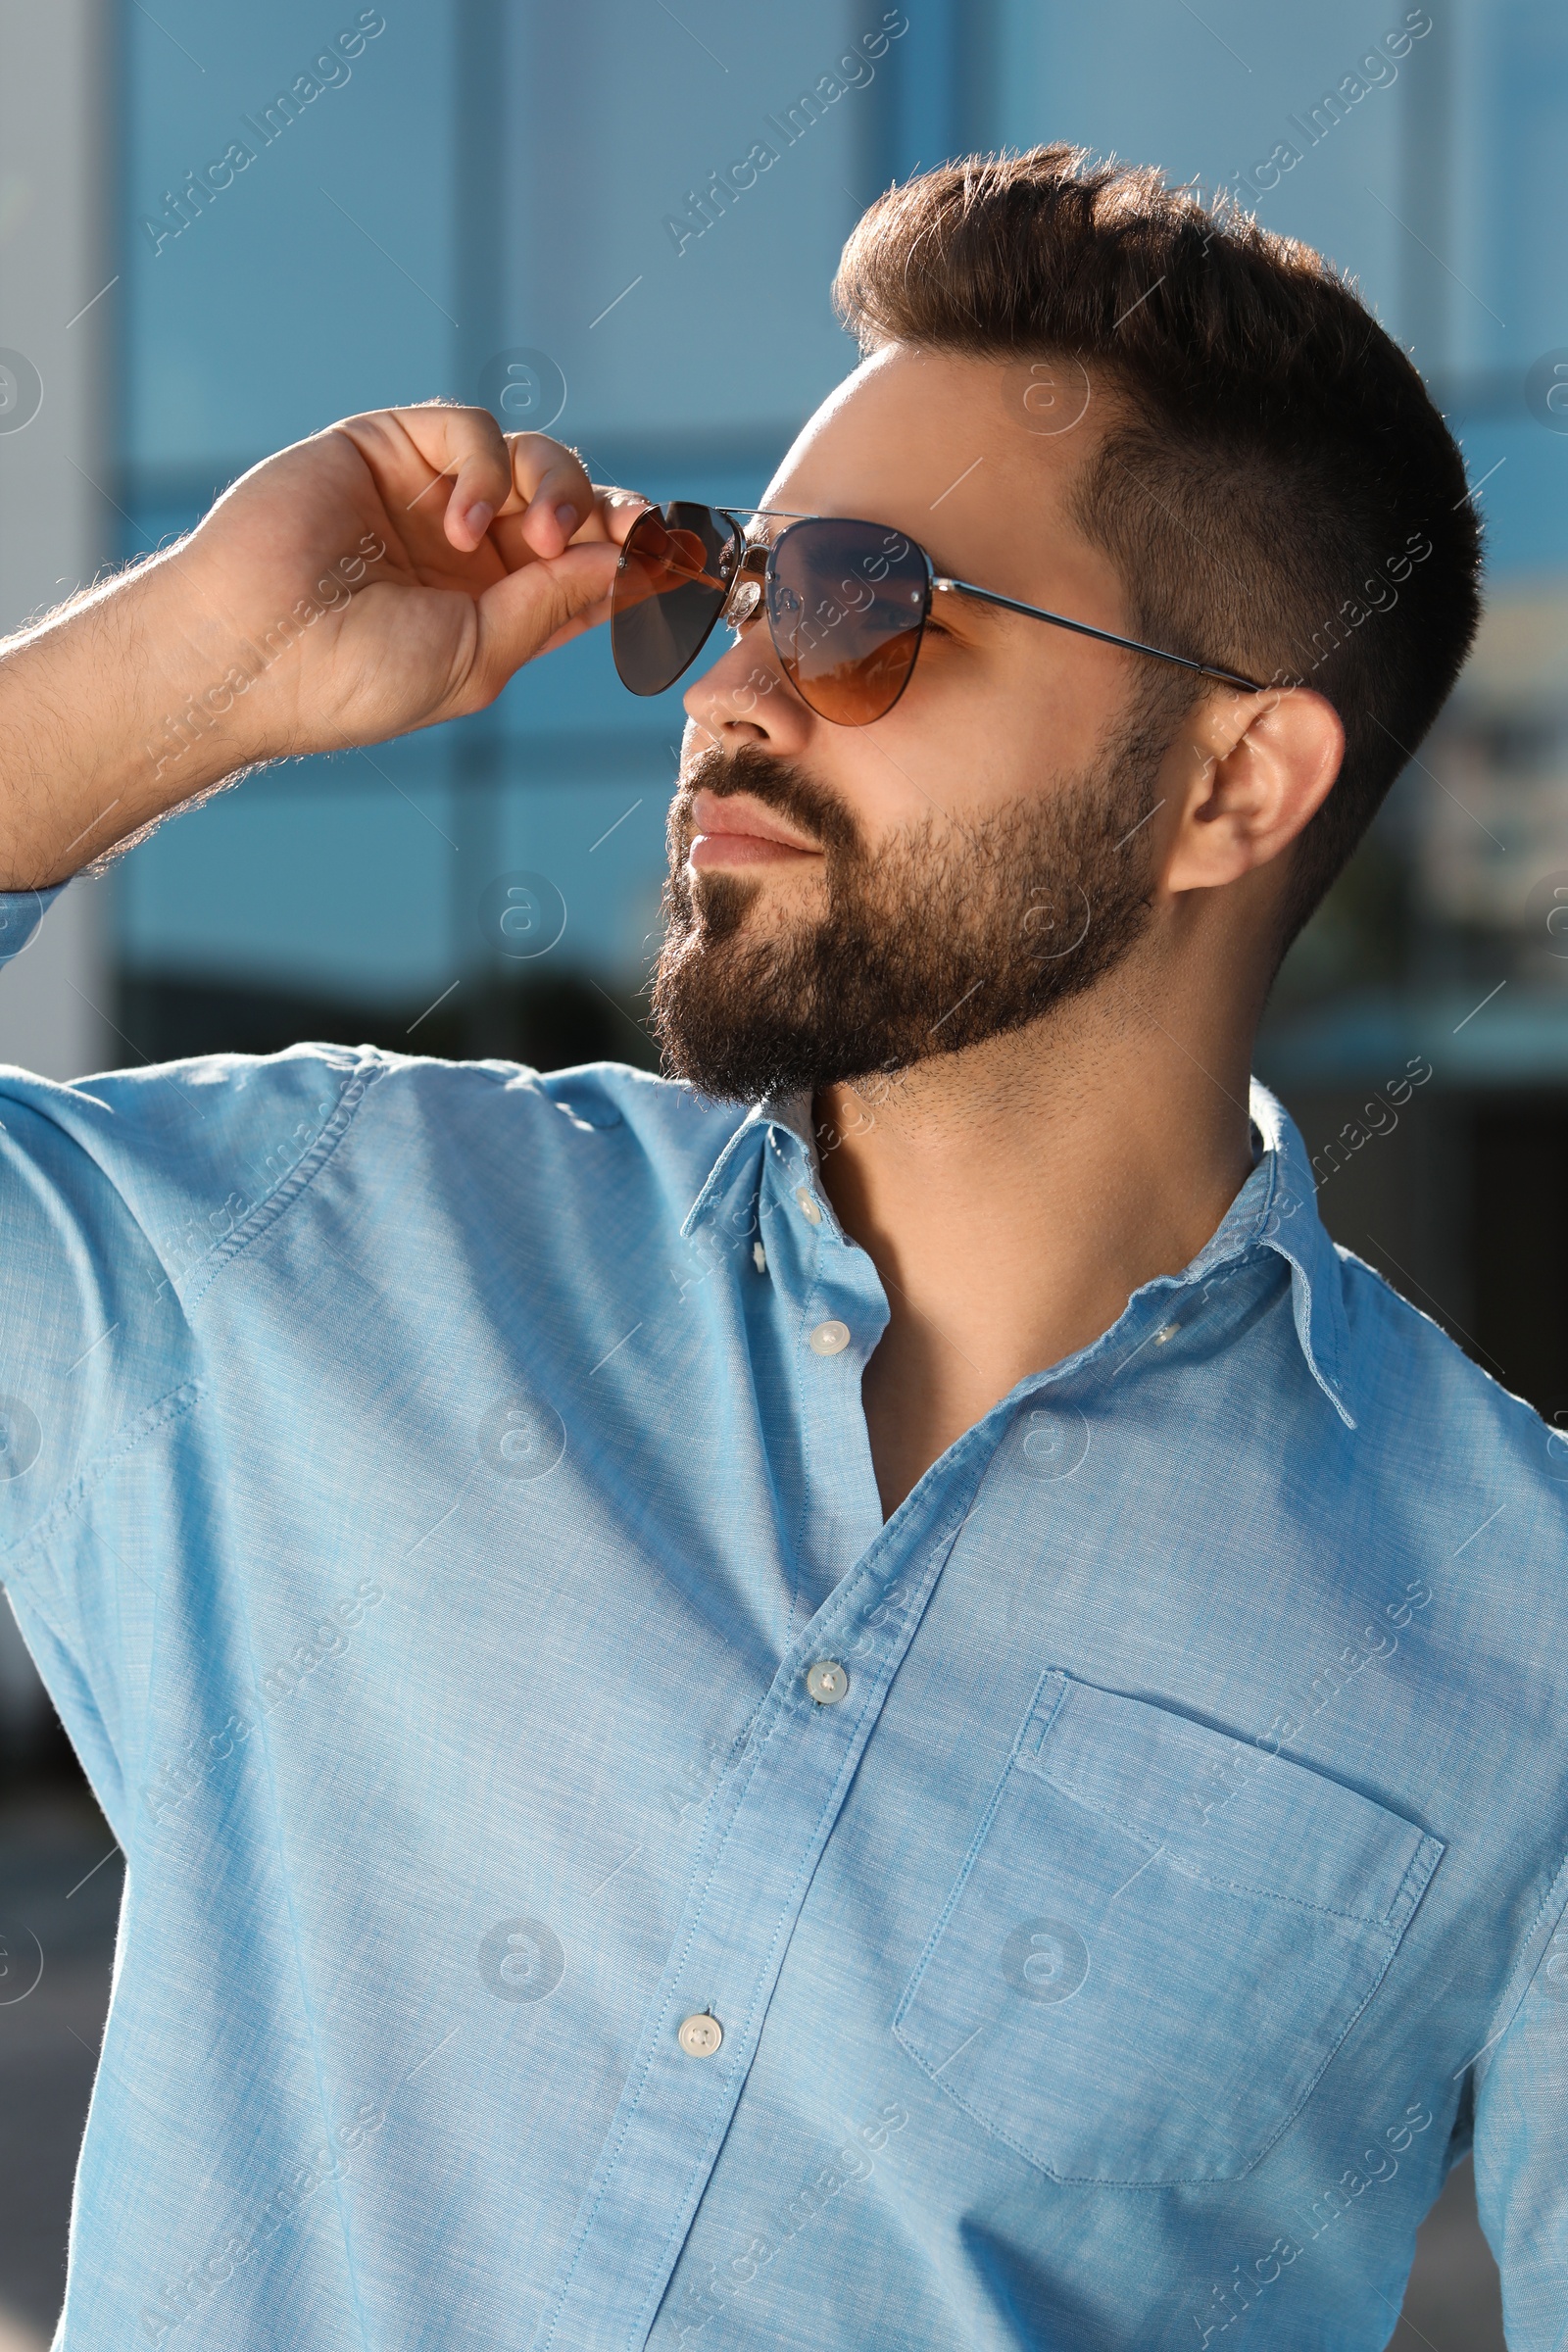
xmin=163 ymin=403 xmax=646 ymax=761
xmin=0 ymin=404 xmax=648 ymax=885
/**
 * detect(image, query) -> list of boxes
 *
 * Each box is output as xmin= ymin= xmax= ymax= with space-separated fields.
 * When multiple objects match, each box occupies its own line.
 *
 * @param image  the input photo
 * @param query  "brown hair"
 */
xmin=832 ymin=144 xmax=1482 ymax=948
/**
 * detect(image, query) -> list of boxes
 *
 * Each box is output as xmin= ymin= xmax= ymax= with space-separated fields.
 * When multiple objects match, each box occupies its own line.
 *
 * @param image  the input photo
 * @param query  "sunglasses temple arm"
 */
xmin=935 ymin=578 xmax=1265 ymax=695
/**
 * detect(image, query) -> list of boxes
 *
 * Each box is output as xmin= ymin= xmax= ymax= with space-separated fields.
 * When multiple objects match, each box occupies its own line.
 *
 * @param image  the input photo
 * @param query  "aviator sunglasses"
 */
xmin=611 ymin=503 xmax=1265 ymax=726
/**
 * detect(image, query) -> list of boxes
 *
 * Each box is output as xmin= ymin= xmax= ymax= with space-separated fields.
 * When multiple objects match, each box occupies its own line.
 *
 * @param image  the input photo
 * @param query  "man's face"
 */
xmin=650 ymin=343 xmax=1174 ymax=1102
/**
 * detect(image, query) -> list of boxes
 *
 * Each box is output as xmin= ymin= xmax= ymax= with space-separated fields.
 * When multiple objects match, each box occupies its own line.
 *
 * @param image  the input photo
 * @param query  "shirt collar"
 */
xmin=1191 ymin=1081 xmax=1356 ymax=1429
xmin=679 ymin=1088 xmax=817 ymax=1242
xmin=681 ymin=1077 xmax=1355 ymax=1429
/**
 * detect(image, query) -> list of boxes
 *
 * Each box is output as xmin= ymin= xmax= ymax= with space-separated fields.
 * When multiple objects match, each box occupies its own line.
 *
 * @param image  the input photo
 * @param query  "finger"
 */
xmin=489 ymin=485 xmax=647 ymax=574
xmin=468 ymin=540 xmax=621 ymax=697
xmin=585 ymin=485 xmax=652 ymax=548
xmin=336 ymin=405 xmax=514 ymax=553
xmin=534 ymin=483 xmax=650 ymax=548
xmin=504 ymin=435 xmax=601 ymax=559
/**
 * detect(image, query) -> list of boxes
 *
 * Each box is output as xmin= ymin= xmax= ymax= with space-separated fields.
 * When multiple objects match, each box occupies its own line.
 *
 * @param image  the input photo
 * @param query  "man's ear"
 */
xmin=1160 ymin=688 xmax=1345 ymax=896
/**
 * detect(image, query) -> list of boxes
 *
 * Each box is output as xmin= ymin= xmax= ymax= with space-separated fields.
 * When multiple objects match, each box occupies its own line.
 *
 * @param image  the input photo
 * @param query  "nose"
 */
xmin=682 ymin=564 xmax=812 ymax=760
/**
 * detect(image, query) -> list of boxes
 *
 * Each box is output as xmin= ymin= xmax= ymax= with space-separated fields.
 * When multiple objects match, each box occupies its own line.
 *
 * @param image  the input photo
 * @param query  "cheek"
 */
xmin=883 ymin=621 xmax=1102 ymax=801
xmin=812 ymin=745 xmax=932 ymax=859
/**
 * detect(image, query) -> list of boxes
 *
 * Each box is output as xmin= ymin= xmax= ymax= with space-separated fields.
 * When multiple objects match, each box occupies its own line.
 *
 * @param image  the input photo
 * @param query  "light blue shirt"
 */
xmin=2 ymin=896 xmax=1567 ymax=2351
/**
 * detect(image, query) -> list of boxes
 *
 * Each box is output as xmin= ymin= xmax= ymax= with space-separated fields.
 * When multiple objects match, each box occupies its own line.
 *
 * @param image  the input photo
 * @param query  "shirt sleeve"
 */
xmin=0 ymin=891 xmax=371 ymax=1828
xmin=0 ymin=883 xmax=63 ymax=963
xmin=1470 ymin=1865 xmax=1568 ymax=2343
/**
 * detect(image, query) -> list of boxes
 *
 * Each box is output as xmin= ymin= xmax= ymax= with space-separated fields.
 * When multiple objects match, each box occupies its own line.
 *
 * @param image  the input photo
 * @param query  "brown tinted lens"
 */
xmin=612 ymin=503 xmax=738 ymax=696
xmin=766 ymin=519 xmax=928 ymax=723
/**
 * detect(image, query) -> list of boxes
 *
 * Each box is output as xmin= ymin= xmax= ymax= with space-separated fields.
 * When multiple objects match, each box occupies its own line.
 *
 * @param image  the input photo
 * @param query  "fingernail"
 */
xmin=555 ymin=502 xmax=579 ymax=535
xmin=465 ymin=500 xmax=494 ymax=536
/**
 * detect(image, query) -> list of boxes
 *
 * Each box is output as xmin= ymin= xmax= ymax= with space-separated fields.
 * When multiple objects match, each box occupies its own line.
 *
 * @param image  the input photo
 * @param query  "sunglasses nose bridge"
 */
xmin=717 ymin=537 xmax=769 ymax=629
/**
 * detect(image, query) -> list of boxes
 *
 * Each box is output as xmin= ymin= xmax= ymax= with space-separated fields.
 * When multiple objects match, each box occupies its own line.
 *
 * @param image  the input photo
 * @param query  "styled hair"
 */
xmin=832 ymin=144 xmax=1483 ymax=947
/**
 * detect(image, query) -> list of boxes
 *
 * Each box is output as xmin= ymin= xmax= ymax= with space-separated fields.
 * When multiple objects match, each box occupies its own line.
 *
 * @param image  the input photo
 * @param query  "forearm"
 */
xmin=0 ymin=542 xmax=272 ymax=889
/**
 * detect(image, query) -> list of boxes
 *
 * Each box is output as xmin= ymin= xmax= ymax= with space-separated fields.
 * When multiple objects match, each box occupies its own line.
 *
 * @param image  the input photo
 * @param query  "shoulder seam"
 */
xmin=180 ymin=1052 xmax=384 ymax=1309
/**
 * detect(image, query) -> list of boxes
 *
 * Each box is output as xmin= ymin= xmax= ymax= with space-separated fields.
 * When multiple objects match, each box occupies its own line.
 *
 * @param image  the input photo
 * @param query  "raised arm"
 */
xmin=0 ymin=404 xmax=644 ymax=888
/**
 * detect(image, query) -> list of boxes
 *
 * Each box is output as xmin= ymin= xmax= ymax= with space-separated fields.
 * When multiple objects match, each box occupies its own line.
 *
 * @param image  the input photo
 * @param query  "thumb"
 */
xmin=469 ymin=541 xmax=622 ymax=698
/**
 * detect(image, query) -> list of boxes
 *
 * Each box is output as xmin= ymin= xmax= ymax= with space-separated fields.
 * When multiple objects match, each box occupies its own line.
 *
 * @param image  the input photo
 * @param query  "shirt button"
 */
xmin=808 ymin=1319 xmax=851 ymax=1355
xmin=806 ymin=1659 xmax=849 ymax=1705
xmin=1154 ymin=1322 xmax=1180 ymax=1345
xmin=677 ymin=2012 xmax=723 ymax=2058
xmin=795 ymin=1185 xmax=823 ymax=1225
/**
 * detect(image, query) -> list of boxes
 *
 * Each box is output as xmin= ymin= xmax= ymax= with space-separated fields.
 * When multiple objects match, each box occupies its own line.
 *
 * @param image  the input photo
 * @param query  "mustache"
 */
xmin=673 ymin=742 xmax=864 ymax=859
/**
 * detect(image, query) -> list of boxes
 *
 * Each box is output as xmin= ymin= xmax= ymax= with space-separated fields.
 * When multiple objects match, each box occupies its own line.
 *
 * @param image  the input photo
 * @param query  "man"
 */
xmin=0 ymin=145 xmax=1561 ymax=2350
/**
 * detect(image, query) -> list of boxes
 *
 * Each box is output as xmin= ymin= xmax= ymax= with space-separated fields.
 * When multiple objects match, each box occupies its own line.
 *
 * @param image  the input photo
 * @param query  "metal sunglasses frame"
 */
xmin=658 ymin=503 xmax=1266 ymax=707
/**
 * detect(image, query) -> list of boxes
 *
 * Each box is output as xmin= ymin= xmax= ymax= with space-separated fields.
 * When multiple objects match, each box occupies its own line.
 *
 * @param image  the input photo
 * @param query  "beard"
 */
xmin=649 ymin=709 xmax=1166 ymax=1104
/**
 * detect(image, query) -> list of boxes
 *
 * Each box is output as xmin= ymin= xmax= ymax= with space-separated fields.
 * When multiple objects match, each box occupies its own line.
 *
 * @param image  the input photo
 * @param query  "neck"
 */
xmin=812 ymin=958 xmax=1259 ymax=1519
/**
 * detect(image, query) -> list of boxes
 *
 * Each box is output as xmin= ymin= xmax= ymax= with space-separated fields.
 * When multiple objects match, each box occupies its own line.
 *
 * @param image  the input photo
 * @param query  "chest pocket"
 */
xmin=893 ymin=1670 xmax=1443 ymax=2186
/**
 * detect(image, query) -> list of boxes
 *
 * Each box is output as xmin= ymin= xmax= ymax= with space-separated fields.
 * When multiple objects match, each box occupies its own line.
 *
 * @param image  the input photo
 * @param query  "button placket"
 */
xmin=530 ymin=1476 xmax=986 ymax=2352
xmin=751 ymin=1143 xmax=890 ymax=1625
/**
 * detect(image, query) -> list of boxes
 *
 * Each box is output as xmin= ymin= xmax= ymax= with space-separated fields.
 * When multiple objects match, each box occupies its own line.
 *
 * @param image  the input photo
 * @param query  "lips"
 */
xmin=686 ymin=788 xmax=821 ymax=870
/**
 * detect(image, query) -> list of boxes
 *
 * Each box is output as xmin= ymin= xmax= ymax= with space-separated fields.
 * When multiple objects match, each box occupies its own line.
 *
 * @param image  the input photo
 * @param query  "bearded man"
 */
xmin=0 ymin=149 xmax=1560 ymax=2352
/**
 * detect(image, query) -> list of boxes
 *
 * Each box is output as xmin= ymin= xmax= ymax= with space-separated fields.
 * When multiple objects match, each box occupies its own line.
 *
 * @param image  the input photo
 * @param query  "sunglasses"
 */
xmin=611 ymin=503 xmax=1264 ymax=726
